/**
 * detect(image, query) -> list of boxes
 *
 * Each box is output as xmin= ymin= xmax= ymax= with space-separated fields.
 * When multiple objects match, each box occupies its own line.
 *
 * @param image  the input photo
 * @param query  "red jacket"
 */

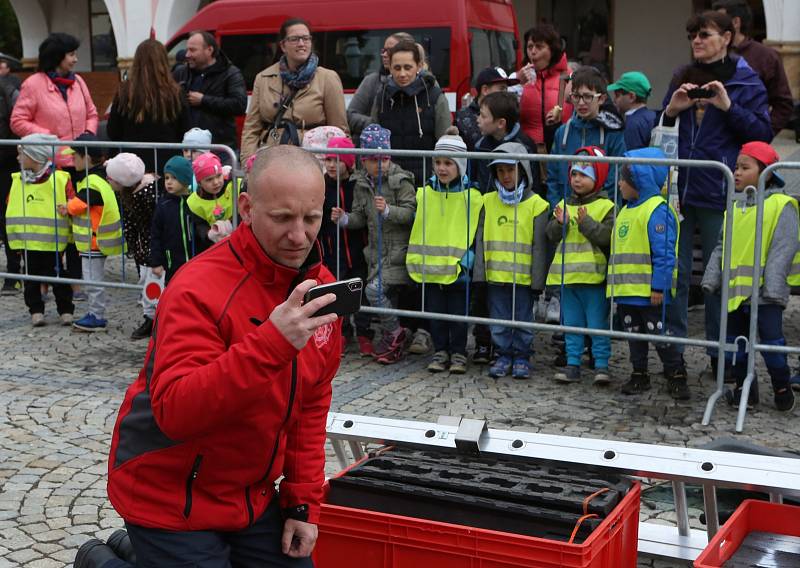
xmin=107 ymin=223 xmax=341 ymax=530
xmin=519 ymin=53 xmax=572 ymax=146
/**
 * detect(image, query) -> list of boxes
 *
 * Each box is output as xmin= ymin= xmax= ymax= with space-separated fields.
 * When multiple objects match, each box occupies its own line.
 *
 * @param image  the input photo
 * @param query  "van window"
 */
xmin=469 ymin=28 xmax=517 ymax=81
xmin=219 ymin=28 xmax=451 ymax=91
xmin=220 ymin=34 xmax=280 ymax=90
xmin=320 ymin=28 xmax=451 ymax=90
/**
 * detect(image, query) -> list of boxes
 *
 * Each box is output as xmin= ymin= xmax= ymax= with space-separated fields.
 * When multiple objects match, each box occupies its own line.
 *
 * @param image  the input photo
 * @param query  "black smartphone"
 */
xmin=303 ymin=278 xmax=363 ymax=318
xmin=687 ymin=87 xmax=714 ymax=99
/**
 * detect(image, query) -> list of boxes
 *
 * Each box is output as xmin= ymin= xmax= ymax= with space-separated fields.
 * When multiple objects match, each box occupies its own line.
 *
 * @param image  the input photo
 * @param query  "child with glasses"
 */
xmin=546 ymin=67 xmax=627 ymax=210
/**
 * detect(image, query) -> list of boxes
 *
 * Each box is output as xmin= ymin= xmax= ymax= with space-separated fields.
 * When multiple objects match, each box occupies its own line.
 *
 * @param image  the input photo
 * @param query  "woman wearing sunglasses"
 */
xmin=662 ymin=10 xmax=771 ymax=378
xmin=241 ymin=17 xmax=349 ymax=158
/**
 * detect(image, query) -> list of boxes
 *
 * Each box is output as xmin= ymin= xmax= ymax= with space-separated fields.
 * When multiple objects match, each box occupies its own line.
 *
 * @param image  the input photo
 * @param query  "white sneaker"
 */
xmin=408 ymin=329 xmax=432 ymax=354
xmin=546 ymin=296 xmax=561 ymax=324
xmin=31 ymin=313 xmax=46 ymax=327
xmin=60 ymin=313 xmax=74 ymax=326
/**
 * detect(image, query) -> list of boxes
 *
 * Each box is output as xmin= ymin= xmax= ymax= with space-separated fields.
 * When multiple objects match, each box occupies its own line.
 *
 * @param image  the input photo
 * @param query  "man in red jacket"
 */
xmin=76 ymin=145 xmax=342 ymax=568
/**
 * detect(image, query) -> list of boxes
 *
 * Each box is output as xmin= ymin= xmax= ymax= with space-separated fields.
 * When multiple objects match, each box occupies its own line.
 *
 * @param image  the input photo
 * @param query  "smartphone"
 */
xmin=687 ymin=87 xmax=714 ymax=99
xmin=303 ymin=278 xmax=363 ymax=318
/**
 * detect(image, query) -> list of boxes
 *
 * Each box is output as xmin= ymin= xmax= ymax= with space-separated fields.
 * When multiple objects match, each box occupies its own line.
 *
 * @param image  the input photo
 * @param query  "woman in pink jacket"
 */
xmin=518 ymin=25 xmax=572 ymax=154
xmin=11 ymin=33 xmax=98 ymax=169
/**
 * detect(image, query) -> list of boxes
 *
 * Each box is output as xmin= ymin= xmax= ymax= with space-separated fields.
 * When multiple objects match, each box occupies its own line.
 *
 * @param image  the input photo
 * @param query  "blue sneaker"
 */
xmin=488 ymin=355 xmax=512 ymax=378
xmin=73 ymin=313 xmax=107 ymax=332
xmin=512 ymin=357 xmax=531 ymax=380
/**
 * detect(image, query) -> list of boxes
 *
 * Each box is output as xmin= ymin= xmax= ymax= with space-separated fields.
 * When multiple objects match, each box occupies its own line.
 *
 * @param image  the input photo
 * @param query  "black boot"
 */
xmin=75 ymin=539 xmax=120 ymax=568
xmin=131 ymin=316 xmax=153 ymax=340
xmin=621 ymin=370 xmax=651 ymax=395
xmin=725 ymin=375 xmax=760 ymax=408
xmin=666 ymin=368 xmax=691 ymax=400
xmin=107 ymin=529 xmax=136 ymax=563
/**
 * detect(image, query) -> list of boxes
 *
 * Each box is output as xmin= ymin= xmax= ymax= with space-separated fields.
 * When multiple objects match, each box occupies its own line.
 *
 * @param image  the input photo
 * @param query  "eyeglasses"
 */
xmin=284 ymin=35 xmax=313 ymax=45
xmin=569 ymin=92 xmax=602 ymax=104
xmin=687 ymin=30 xmax=719 ymax=41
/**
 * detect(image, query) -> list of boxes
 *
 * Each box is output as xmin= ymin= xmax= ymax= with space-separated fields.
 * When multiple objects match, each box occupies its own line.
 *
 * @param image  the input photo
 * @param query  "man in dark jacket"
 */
xmin=173 ymin=31 xmax=247 ymax=154
xmin=76 ymin=146 xmax=341 ymax=568
xmin=714 ymin=0 xmax=794 ymax=134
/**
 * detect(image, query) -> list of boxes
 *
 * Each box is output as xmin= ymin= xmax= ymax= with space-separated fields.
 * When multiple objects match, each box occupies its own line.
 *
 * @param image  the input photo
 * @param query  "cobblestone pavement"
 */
xmin=0 ymin=256 xmax=798 ymax=567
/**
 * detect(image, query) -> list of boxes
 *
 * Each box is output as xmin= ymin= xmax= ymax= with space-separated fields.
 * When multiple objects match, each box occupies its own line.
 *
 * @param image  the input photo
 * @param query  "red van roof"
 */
xmin=171 ymin=0 xmax=516 ymax=40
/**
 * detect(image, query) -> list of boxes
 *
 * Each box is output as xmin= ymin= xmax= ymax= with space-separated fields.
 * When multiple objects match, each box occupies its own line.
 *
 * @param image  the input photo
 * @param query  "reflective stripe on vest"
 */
xmin=72 ymin=174 xmax=125 ymax=256
xmin=725 ymin=193 xmax=798 ymax=312
xmin=406 ymin=186 xmax=484 ymax=284
xmin=187 ymin=181 xmax=234 ymax=225
xmin=547 ymin=198 xmax=615 ymax=286
xmin=5 ymin=171 xmax=71 ymax=252
xmin=482 ymin=192 xmax=548 ymax=285
xmin=606 ymin=195 xmax=678 ymax=298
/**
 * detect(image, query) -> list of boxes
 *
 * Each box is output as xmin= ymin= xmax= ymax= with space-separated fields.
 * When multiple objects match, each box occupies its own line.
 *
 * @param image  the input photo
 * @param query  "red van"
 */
xmin=168 ymin=0 xmax=521 ymax=113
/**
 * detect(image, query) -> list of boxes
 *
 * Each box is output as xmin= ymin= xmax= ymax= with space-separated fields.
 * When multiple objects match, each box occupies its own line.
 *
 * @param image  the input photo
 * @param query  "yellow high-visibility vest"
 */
xmin=482 ymin=192 xmax=548 ymax=286
xmin=547 ymin=197 xmax=615 ymax=286
xmin=188 ymin=181 xmax=234 ymax=225
xmin=724 ymin=193 xmax=799 ymax=312
xmin=6 ymin=171 xmax=71 ymax=252
xmin=607 ymin=195 xmax=678 ymax=298
xmin=72 ymin=174 xmax=125 ymax=256
xmin=406 ymin=186 xmax=483 ymax=284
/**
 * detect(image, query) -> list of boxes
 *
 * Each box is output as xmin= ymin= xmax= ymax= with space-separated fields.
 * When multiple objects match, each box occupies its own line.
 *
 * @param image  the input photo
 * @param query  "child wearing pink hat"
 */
xmin=187 ymin=152 xmax=234 ymax=243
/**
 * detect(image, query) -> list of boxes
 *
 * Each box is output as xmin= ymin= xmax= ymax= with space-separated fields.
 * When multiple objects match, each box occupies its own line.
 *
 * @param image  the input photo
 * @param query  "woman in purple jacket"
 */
xmin=662 ymin=10 xmax=771 ymax=376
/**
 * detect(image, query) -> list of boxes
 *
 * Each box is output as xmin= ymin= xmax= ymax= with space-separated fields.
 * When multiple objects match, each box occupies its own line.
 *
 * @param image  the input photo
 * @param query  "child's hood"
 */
xmin=488 ymin=141 xmax=534 ymax=194
xmin=625 ymin=147 xmax=668 ymax=205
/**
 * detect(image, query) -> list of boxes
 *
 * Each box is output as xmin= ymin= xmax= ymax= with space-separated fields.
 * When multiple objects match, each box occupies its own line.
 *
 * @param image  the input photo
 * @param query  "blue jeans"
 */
xmin=667 ymin=204 xmax=723 ymax=356
xmin=726 ymin=304 xmax=790 ymax=389
xmin=561 ymin=285 xmax=610 ymax=368
xmin=425 ymin=283 xmax=469 ymax=355
xmin=105 ymin=499 xmax=312 ymax=568
xmin=487 ymin=284 xmax=535 ymax=358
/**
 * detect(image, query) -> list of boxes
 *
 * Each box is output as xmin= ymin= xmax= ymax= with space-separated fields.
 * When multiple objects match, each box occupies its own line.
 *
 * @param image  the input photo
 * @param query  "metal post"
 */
xmin=672 ymin=480 xmax=691 ymax=537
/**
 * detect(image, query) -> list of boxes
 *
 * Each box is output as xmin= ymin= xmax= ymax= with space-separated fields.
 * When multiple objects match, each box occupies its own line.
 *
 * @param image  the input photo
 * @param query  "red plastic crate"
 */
xmin=694 ymin=499 xmax=800 ymax=567
xmin=314 ymin=480 xmax=640 ymax=568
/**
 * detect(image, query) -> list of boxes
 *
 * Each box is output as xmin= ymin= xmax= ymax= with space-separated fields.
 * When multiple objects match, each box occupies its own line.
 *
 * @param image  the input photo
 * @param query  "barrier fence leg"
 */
xmin=735 ymin=372 xmax=756 ymax=433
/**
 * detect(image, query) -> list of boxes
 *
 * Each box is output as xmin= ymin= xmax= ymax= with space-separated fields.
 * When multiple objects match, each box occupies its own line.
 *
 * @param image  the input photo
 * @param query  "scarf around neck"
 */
xmin=279 ymin=53 xmax=319 ymax=90
xmin=496 ymin=179 xmax=527 ymax=205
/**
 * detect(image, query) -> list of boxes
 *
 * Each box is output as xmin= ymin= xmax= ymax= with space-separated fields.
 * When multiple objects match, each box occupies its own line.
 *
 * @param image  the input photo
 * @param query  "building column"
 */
xmin=8 ymin=0 xmax=48 ymax=69
xmin=763 ymin=0 xmax=800 ymax=99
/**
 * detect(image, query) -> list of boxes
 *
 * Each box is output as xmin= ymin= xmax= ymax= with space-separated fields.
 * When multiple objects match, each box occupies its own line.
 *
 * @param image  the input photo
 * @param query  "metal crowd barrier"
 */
xmin=325 ymin=411 xmax=800 ymax=562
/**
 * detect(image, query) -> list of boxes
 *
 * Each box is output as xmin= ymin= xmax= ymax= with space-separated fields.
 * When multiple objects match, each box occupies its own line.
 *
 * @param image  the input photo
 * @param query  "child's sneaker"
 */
xmin=621 ymin=371 xmax=650 ymax=395
xmin=449 ymin=353 xmax=468 ymax=374
xmin=357 ymin=335 xmax=374 ymax=357
xmin=73 ymin=290 xmax=88 ymax=302
xmin=131 ymin=316 xmax=153 ymax=340
xmin=73 ymin=313 xmax=107 ymax=332
xmin=725 ymin=380 xmax=760 ymax=409
xmin=373 ymin=328 xmax=407 ymax=358
xmin=1 ymin=281 xmax=20 ymax=295
xmin=407 ymin=329 xmax=432 ymax=354
xmin=472 ymin=343 xmax=492 ymax=364
xmin=593 ymin=368 xmax=611 ymax=386
xmin=427 ymin=351 xmax=449 ymax=373
xmin=59 ymin=313 xmax=74 ymax=326
xmin=488 ymin=355 xmax=512 ymax=378
xmin=31 ymin=313 xmax=46 ymax=327
xmin=512 ymin=357 xmax=531 ymax=380
xmin=554 ymin=365 xmax=581 ymax=383
xmin=790 ymin=373 xmax=800 ymax=392
xmin=666 ymin=368 xmax=691 ymax=400
xmin=774 ymin=387 xmax=795 ymax=412
xmin=374 ymin=328 xmax=408 ymax=365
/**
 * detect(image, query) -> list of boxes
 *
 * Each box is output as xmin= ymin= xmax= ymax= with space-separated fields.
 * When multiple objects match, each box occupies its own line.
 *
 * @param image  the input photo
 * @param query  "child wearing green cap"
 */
xmin=608 ymin=71 xmax=657 ymax=151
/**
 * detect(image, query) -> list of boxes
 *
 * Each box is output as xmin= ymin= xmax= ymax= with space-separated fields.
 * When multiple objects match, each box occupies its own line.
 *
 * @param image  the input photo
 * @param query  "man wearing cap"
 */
xmin=456 ymin=67 xmax=519 ymax=152
xmin=77 ymin=145 xmax=342 ymax=568
xmin=608 ymin=71 xmax=657 ymax=151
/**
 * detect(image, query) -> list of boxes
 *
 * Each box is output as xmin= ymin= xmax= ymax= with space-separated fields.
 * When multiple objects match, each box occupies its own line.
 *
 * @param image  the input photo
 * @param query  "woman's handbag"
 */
xmin=650 ymin=113 xmax=682 ymax=220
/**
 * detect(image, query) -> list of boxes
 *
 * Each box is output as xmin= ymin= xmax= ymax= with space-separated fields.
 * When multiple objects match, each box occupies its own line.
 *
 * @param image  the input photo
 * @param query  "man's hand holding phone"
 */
xmin=270 ymin=280 xmax=338 ymax=350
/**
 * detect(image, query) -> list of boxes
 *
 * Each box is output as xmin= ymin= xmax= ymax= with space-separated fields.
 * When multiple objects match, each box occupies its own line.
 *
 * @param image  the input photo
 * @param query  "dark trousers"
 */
xmin=340 ymin=265 xmax=372 ymax=339
xmin=109 ymin=499 xmax=313 ymax=568
xmin=64 ymin=242 xmax=82 ymax=280
xmin=617 ymin=304 xmax=683 ymax=373
xmin=23 ymin=250 xmax=73 ymax=315
xmin=726 ymin=304 xmax=790 ymax=390
xmin=0 ymin=157 xmax=20 ymax=284
xmin=426 ymin=283 xmax=469 ymax=355
xmin=399 ymin=284 xmax=429 ymax=333
xmin=470 ymin=283 xmax=491 ymax=347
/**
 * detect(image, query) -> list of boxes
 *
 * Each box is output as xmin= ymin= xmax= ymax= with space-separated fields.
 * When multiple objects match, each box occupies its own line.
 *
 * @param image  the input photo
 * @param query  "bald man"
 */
xmin=81 ymin=146 xmax=342 ymax=568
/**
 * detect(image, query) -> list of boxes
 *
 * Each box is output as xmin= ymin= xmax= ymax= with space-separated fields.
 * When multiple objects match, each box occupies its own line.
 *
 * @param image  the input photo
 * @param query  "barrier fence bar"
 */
xmin=325 ymin=411 xmax=800 ymax=561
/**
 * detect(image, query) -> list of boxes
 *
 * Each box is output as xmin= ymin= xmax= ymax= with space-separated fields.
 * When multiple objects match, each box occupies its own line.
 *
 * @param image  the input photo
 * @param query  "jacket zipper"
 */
xmin=244 ymin=274 xmax=304 ymax=525
xmin=183 ymin=454 xmax=203 ymax=518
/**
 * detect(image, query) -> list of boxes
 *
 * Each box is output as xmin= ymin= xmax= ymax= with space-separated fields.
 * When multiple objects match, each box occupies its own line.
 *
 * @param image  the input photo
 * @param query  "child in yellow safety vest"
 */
xmin=608 ymin=147 xmax=689 ymax=400
xmin=5 ymin=133 xmax=74 ymax=327
xmin=701 ymin=141 xmax=797 ymax=412
xmin=188 ymin=152 xmax=234 ymax=244
xmin=60 ymin=133 xmax=121 ymax=332
xmin=473 ymin=141 xmax=549 ymax=380
xmin=406 ymin=129 xmax=483 ymax=375
xmin=546 ymin=146 xmax=614 ymax=385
